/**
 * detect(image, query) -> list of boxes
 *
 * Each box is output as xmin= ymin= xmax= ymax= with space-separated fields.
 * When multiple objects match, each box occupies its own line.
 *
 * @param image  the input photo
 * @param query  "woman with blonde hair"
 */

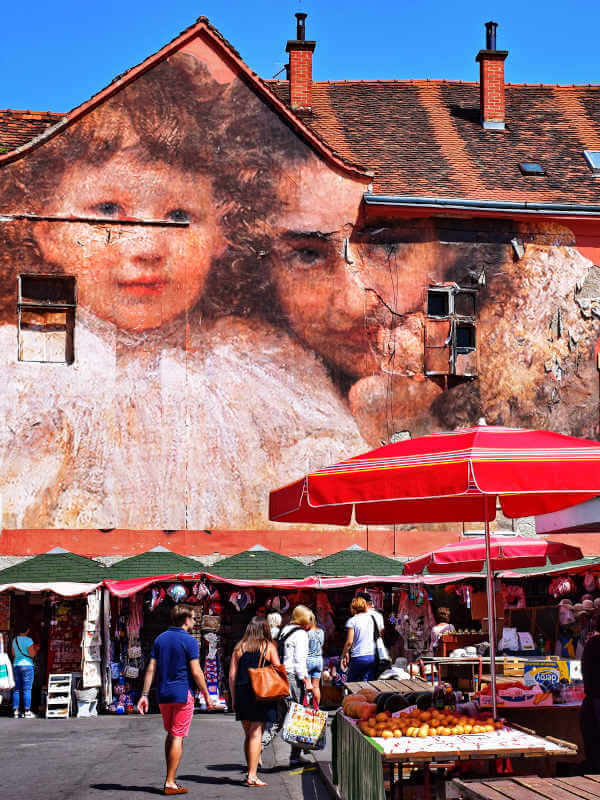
xmin=278 ymin=604 xmax=312 ymax=766
xmin=340 ymin=596 xmax=377 ymax=682
xmin=307 ymin=611 xmax=325 ymax=706
xmin=229 ymin=618 xmax=280 ymax=787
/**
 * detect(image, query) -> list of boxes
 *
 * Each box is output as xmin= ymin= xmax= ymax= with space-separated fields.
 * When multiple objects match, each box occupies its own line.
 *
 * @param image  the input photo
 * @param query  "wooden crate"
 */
xmin=504 ymin=658 xmax=525 ymax=677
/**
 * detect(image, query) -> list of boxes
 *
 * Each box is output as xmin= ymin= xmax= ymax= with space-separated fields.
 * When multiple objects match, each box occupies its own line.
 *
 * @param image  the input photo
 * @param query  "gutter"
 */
xmin=363 ymin=193 xmax=600 ymax=217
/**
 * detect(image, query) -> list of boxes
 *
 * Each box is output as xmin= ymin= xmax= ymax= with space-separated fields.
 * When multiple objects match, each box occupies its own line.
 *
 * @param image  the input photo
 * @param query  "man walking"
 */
xmin=137 ymin=604 xmax=213 ymax=795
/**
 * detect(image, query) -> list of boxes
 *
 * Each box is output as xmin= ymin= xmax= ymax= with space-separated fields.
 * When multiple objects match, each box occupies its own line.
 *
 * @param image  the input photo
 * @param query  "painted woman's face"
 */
xmin=271 ymin=157 xmax=380 ymax=378
xmin=36 ymin=152 xmax=226 ymax=331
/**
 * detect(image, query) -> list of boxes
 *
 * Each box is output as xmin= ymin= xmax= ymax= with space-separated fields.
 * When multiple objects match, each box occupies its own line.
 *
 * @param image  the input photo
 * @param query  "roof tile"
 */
xmin=210 ymin=548 xmax=311 ymax=580
xmin=0 ymin=551 xmax=105 ymax=583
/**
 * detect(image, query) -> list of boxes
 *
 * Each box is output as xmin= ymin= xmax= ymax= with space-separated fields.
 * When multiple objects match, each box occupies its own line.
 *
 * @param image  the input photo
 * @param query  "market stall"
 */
xmin=0 ymin=549 xmax=105 ymax=716
xmin=333 ymin=704 xmax=576 ymax=800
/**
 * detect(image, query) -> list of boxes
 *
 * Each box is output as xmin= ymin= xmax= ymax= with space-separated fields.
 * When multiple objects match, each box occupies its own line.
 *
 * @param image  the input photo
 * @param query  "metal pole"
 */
xmin=484 ymin=503 xmax=498 ymax=719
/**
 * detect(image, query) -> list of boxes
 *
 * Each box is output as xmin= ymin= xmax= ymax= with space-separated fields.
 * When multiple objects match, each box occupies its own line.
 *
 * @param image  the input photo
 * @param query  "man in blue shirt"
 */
xmin=138 ymin=604 xmax=213 ymax=795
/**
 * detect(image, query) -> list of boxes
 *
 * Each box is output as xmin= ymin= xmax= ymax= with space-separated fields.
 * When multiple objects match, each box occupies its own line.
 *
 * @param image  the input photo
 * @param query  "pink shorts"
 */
xmin=159 ymin=691 xmax=195 ymax=738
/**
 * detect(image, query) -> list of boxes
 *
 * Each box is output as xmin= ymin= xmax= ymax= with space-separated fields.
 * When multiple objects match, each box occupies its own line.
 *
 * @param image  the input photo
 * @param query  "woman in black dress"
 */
xmin=229 ymin=618 xmax=280 ymax=787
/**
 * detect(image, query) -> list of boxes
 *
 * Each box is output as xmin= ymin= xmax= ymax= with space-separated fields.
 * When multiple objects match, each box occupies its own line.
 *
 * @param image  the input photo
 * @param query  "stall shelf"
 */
xmin=345 ymin=677 xmax=432 ymax=696
xmin=333 ymin=711 xmax=577 ymax=800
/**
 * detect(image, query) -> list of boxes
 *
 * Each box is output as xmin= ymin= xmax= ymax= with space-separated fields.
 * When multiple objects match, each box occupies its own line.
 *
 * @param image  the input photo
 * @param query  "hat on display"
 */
xmin=167 ymin=584 xmax=188 ymax=603
xmin=559 ymin=605 xmax=575 ymax=625
xmin=192 ymin=582 xmax=210 ymax=601
xmin=558 ymin=599 xmax=573 ymax=607
xmin=228 ymin=589 xmax=255 ymax=612
xmin=267 ymin=595 xmax=290 ymax=615
xmin=583 ymin=599 xmax=595 ymax=613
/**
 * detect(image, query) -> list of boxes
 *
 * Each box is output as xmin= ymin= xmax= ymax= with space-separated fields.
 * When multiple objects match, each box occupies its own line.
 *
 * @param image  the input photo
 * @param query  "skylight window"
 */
xmin=519 ymin=162 xmax=545 ymax=176
xmin=583 ymin=150 xmax=600 ymax=175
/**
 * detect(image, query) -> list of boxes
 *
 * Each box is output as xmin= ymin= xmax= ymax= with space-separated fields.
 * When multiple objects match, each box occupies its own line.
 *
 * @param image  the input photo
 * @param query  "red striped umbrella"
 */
xmin=269 ymin=425 xmax=600 ymax=524
xmin=269 ymin=424 xmax=600 ymax=716
xmin=402 ymin=535 xmax=583 ymax=575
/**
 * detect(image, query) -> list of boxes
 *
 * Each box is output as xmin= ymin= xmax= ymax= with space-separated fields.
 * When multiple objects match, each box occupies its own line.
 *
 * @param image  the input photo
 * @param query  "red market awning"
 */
xmin=102 ymin=570 xmax=484 ymax=597
xmin=403 ymin=535 xmax=583 ymax=575
xmin=269 ymin=425 xmax=600 ymax=525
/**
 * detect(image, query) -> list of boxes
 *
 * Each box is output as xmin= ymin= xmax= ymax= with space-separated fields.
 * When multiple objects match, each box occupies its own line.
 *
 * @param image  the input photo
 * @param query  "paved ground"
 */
xmin=1 ymin=712 xmax=333 ymax=800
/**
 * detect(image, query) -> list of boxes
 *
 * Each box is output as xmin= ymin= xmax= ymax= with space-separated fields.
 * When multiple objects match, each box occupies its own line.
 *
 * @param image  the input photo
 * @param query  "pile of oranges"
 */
xmin=358 ymin=708 xmax=504 ymax=739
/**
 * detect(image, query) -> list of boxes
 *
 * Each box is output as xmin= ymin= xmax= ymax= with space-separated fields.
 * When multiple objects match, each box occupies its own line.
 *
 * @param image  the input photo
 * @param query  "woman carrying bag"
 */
xmin=12 ymin=624 xmax=39 ymax=718
xmin=229 ymin=618 xmax=281 ymax=787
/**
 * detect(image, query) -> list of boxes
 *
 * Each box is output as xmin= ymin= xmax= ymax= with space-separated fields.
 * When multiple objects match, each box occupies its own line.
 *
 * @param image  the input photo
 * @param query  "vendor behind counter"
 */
xmin=580 ymin=612 xmax=600 ymax=771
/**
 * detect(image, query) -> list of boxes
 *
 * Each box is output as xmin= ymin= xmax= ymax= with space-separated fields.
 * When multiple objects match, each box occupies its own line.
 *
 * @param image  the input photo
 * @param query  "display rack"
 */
xmin=46 ymin=673 xmax=72 ymax=718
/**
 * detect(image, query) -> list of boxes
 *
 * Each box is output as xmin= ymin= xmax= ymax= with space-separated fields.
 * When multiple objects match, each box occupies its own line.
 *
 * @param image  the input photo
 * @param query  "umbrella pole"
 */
xmin=484 ymin=506 xmax=498 ymax=719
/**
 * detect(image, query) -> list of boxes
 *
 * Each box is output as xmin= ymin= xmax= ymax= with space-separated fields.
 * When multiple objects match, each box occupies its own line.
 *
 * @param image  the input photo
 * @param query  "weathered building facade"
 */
xmin=1 ymin=15 xmax=600 ymax=559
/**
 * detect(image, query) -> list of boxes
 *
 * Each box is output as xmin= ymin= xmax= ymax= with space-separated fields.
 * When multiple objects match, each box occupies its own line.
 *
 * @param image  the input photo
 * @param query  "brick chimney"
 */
xmin=286 ymin=12 xmax=316 ymax=111
xmin=475 ymin=21 xmax=508 ymax=130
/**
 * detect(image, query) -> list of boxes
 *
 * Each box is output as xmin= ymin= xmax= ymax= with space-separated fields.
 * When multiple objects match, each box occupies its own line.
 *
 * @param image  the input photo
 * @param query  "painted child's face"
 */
xmin=36 ymin=152 xmax=226 ymax=331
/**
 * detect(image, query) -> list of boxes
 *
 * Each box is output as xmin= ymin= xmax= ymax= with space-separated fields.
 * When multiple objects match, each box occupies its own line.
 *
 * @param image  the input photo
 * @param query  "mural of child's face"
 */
xmin=36 ymin=152 xmax=226 ymax=331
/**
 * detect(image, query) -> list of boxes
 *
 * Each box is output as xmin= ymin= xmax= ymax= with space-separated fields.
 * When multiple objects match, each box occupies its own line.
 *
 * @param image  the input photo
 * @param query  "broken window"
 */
xmin=454 ymin=290 xmax=476 ymax=317
xmin=455 ymin=322 xmax=476 ymax=351
xmin=425 ymin=284 xmax=477 ymax=377
xmin=427 ymin=288 xmax=451 ymax=317
xmin=18 ymin=275 xmax=76 ymax=364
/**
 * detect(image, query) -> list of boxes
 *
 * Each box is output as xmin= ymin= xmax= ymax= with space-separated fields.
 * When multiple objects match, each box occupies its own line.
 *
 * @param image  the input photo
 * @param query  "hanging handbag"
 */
xmin=372 ymin=616 xmax=392 ymax=675
xmin=248 ymin=646 xmax=290 ymax=701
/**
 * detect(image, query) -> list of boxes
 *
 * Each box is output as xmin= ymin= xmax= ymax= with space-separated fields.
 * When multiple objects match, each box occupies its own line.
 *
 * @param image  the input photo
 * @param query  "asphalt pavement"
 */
xmin=0 ymin=712 xmax=333 ymax=800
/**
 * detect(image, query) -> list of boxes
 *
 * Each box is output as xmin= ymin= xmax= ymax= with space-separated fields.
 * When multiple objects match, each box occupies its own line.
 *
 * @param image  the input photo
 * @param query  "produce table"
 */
xmin=500 ymin=705 xmax=583 ymax=764
xmin=332 ymin=712 xmax=577 ymax=800
xmin=453 ymin=775 xmax=600 ymax=800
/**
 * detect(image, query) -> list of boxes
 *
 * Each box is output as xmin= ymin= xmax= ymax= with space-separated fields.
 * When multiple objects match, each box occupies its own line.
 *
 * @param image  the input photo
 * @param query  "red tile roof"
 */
xmin=3 ymin=13 xmax=600 ymax=205
xmin=0 ymin=109 xmax=63 ymax=153
xmin=270 ymin=79 xmax=600 ymax=203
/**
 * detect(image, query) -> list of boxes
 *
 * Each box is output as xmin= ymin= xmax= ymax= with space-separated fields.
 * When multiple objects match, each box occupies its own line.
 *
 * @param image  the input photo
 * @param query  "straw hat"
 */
xmin=573 ymin=603 xmax=584 ymax=614
xmin=558 ymin=599 xmax=573 ymax=607
xmin=583 ymin=599 xmax=595 ymax=613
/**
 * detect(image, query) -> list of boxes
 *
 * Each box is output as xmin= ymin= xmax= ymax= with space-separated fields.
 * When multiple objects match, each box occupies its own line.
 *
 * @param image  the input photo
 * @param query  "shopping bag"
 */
xmin=372 ymin=616 xmax=392 ymax=675
xmin=281 ymin=699 xmax=328 ymax=750
xmin=0 ymin=653 xmax=14 ymax=690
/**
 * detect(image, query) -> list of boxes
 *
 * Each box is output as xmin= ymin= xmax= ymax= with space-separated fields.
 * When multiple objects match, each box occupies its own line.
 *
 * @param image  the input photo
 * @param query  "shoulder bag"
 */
xmin=372 ymin=616 xmax=392 ymax=675
xmin=248 ymin=645 xmax=290 ymax=701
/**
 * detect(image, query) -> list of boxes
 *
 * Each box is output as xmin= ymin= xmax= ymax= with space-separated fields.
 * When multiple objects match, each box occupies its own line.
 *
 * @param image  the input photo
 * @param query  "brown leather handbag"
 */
xmin=248 ymin=646 xmax=290 ymax=701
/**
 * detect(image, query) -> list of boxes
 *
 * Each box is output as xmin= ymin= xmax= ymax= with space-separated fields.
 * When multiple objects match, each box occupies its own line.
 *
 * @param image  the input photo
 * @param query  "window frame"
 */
xmin=17 ymin=274 xmax=76 ymax=365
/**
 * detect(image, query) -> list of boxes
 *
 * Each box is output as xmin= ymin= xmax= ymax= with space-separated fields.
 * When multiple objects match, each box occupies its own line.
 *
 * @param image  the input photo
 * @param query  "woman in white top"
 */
xmin=278 ymin=605 xmax=312 ymax=766
xmin=340 ymin=597 xmax=377 ymax=682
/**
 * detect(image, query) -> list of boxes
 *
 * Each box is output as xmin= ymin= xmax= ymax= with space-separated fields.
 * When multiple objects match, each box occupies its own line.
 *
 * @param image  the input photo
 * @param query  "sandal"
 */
xmin=246 ymin=777 xmax=268 ymax=787
xmin=164 ymin=784 xmax=188 ymax=795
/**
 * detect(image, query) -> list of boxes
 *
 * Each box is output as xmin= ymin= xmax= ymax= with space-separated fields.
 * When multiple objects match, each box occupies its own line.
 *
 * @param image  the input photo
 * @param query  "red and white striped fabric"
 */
xmin=402 ymin=535 xmax=583 ymax=575
xmin=269 ymin=425 xmax=600 ymax=525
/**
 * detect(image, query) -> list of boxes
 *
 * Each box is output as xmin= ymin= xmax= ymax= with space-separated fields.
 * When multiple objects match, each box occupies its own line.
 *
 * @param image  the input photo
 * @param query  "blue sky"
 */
xmin=2 ymin=1 xmax=598 ymax=111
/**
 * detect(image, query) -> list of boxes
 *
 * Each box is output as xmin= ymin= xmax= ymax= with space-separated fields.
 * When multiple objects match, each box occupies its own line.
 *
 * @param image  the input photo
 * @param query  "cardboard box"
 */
xmin=523 ymin=659 xmax=570 ymax=687
xmin=479 ymin=684 xmax=553 ymax=707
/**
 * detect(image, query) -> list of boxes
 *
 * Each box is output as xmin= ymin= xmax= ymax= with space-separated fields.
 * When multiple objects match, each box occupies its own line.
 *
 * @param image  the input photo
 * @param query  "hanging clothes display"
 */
xmin=392 ymin=587 xmax=435 ymax=658
xmin=81 ymin=589 xmax=102 ymax=688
